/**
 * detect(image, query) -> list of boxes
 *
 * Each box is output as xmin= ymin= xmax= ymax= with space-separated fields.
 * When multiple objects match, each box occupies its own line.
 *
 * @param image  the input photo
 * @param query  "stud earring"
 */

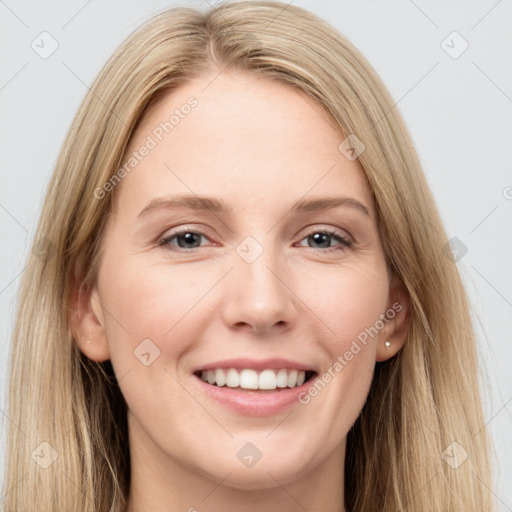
xmin=384 ymin=340 xmax=391 ymax=349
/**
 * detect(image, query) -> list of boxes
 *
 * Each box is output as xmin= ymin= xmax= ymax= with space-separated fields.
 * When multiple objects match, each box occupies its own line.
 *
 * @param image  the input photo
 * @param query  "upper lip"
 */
xmin=192 ymin=357 xmax=317 ymax=373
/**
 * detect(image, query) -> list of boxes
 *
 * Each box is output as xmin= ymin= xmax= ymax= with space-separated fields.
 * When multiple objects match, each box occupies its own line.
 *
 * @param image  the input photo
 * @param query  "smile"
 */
xmin=191 ymin=357 xmax=319 ymax=415
xmin=195 ymin=368 xmax=317 ymax=391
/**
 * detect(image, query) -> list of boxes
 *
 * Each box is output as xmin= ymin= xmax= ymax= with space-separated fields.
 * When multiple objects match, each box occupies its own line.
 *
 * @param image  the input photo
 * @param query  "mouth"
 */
xmin=193 ymin=368 xmax=318 ymax=392
xmin=191 ymin=359 xmax=320 ymax=416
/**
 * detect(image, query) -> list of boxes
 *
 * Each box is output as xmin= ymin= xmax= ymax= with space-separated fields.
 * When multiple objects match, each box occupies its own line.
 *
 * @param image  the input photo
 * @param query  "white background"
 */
xmin=1 ymin=0 xmax=511 ymax=508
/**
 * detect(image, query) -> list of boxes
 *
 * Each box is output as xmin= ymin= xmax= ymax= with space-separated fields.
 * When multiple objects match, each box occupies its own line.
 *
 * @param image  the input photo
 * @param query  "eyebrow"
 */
xmin=137 ymin=194 xmax=371 ymax=218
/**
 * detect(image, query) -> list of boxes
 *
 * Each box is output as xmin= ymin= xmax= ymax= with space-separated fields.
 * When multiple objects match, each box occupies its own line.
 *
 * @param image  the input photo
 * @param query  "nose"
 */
xmin=220 ymin=243 xmax=298 ymax=335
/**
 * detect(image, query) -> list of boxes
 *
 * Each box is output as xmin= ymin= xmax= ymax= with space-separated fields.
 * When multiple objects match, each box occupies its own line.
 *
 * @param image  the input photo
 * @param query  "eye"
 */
xmin=296 ymin=229 xmax=352 ymax=253
xmin=159 ymin=226 xmax=353 ymax=253
xmin=159 ymin=228 xmax=211 ymax=251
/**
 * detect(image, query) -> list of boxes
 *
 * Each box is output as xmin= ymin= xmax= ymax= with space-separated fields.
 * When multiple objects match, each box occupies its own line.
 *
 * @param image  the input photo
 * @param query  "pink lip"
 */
xmin=192 ymin=357 xmax=315 ymax=373
xmin=192 ymin=372 xmax=318 ymax=418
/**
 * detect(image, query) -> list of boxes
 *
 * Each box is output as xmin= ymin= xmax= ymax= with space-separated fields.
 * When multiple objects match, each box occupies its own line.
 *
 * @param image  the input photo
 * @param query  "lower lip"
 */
xmin=193 ymin=374 xmax=315 ymax=416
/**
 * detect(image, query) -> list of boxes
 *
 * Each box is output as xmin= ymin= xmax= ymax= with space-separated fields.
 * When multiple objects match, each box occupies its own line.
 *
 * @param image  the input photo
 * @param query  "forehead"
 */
xmin=114 ymin=70 xmax=373 ymax=217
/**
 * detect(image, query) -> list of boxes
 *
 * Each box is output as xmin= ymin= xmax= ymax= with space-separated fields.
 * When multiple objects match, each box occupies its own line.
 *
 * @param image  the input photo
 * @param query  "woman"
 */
xmin=2 ymin=1 xmax=495 ymax=511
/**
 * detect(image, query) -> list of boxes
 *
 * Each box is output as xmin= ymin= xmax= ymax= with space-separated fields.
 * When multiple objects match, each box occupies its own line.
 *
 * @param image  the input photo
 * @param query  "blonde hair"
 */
xmin=2 ymin=1 xmax=496 ymax=511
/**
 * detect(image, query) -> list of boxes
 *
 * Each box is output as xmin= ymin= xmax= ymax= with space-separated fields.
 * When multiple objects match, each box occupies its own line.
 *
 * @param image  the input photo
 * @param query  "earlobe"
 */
xmin=69 ymin=279 xmax=111 ymax=362
xmin=375 ymin=275 xmax=411 ymax=362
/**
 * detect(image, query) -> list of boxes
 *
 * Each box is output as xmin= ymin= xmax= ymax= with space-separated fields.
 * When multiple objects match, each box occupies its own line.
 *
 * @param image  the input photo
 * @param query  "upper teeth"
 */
xmin=200 ymin=368 xmax=307 ymax=390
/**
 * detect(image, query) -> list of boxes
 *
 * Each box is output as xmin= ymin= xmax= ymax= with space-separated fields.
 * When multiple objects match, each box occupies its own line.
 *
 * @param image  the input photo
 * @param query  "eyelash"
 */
xmin=158 ymin=227 xmax=353 ymax=254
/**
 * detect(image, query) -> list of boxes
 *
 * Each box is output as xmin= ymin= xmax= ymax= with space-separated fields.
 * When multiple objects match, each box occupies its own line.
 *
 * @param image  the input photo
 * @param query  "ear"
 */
xmin=69 ymin=276 xmax=111 ymax=362
xmin=375 ymin=273 xmax=411 ymax=362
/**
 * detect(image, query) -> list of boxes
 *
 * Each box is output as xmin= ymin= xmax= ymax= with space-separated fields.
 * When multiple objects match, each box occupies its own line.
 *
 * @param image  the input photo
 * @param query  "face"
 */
xmin=74 ymin=70 xmax=408 ymax=492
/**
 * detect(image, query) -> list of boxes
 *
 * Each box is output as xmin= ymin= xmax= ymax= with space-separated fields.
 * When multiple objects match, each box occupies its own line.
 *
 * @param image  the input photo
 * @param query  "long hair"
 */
xmin=2 ymin=1 xmax=495 ymax=510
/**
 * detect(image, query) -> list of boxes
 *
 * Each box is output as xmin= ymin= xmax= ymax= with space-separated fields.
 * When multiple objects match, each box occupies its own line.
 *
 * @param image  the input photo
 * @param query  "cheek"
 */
xmin=299 ymin=265 xmax=388 ymax=416
xmin=292 ymin=260 xmax=387 ymax=410
xmin=96 ymin=258 xmax=214 ymax=434
xmin=296 ymin=259 xmax=389 ymax=348
xmin=97 ymin=254 xmax=213 ymax=367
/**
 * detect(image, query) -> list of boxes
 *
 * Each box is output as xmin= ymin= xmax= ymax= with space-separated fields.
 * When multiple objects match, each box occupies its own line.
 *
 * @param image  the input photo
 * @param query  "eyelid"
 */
xmin=300 ymin=224 xmax=353 ymax=244
xmin=158 ymin=224 xmax=216 ymax=246
xmin=158 ymin=223 xmax=354 ymax=253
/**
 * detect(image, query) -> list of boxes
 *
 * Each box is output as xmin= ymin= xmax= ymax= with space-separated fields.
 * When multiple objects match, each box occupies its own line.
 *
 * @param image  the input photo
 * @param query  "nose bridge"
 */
xmin=222 ymin=235 xmax=296 ymax=333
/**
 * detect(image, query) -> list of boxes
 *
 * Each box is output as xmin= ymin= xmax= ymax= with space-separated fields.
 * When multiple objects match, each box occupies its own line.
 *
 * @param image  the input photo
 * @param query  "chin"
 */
xmin=196 ymin=452 xmax=312 ymax=491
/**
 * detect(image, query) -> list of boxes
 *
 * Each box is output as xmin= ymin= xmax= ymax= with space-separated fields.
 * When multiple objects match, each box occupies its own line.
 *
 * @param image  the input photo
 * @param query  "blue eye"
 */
xmin=159 ymin=228 xmax=352 ymax=253
xmin=160 ymin=229 xmax=208 ymax=250
xmin=297 ymin=230 xmax=352 ymax=252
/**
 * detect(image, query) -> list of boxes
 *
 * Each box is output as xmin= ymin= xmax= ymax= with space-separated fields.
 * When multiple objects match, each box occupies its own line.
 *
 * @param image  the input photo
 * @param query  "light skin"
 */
xmin=71 ymin=70 xmax=410 ymax=512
